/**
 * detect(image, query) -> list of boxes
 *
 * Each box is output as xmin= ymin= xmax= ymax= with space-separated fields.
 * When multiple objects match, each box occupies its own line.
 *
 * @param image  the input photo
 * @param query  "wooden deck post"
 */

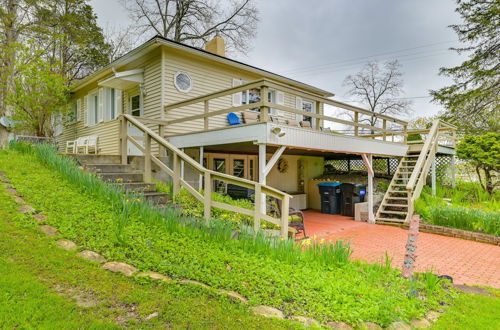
xmin=403 ymin=124 xmax=408 ymax=143
xmin=315 ymin=101 xmax=321 ymax=131
xmin=362 ymin=153 xmax=375 ymax=224
xmin=382 ymin=119 xmax=387 ymax=141
xmin=431 ymin=158 xmax=436 ymax=196
xmin=254 ymin=184 xmax=262 ymax=233
xmin=204 ymin=172 xmax=211 ymax=221
xmin=120 ymin=117 xmax=128 ymax=165
xmin=173 ymin=153 xmax=180 ymax=196
xmin=204 ymin=100 xmax=209 ymax=130
xmin=144 ymin=133 xmax=152 ymax=183
xmin=158 ymin=124 xmax=166 ymax=157
xmin=450 ymin=155 xmax=456 ymax=188
xmin=199 ymin=146 xmax=204 ymax=190
xmin=260 ymin=86 xmax=269 ymax=122
xmin=280 ymin=195 xmax=289 ymax=239
xmin=258 ymin=144 xmax=267 ymax=213
xmin=354 ymin=112 xmax=359 ymax=136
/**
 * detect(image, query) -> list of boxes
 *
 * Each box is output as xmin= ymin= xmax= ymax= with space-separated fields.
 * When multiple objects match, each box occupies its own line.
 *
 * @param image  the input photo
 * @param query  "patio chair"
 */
xmin=241 ymin=111 xmax=259 ymax=124
xmin=286 ymin=119 xmax=300 ymax=127
xmin=275 ymin=198 xmax=306 ymax=238
xmin=227 ymin=112 xmax=241 ymax=126
xmin=66 ymin=139 xmax=76 ymax=153
xmin=300 ymin=120 xmax=312 ymax=129
xmin=321 ymin=127 xmax=332 ymax=133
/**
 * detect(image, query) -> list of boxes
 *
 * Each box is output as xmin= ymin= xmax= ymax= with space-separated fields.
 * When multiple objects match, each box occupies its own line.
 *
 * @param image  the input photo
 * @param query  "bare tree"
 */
xmin=343 ymin=60 xmax=412 ymax=134
xmin=104 ymin=24 xmax=137 ymax=61
xmin=120 ymin=0 xmax=259 ymax=54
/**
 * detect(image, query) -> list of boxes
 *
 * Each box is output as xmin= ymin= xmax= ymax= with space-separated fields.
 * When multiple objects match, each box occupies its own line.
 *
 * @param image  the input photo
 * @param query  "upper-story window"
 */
xmin=232 ymin=79 xmax=283 ymax=115
xmin=174 ymin=71 xmax=192 ymax=93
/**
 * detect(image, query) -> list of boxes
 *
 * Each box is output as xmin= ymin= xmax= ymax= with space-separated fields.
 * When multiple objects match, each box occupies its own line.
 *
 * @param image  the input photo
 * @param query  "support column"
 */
xmin=258 ymin=144 xmax=267 ymax=213
xmin=199 ymin=146 xmax=204 ymax=190
xmin=362 ymin=153 xmax=375 ymax=224
xmin=431 ymin=158 xmax=436 ymax=196
xmin=450 ymin=155 xmax=456 ymax=188
xmin=367 ymin=155 xmax=374 ymax=224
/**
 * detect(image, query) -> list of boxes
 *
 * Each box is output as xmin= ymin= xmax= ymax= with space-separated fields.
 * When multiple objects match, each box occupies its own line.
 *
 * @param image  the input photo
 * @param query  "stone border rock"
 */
xmin=389 ymin=221 xmax=499 ymax=246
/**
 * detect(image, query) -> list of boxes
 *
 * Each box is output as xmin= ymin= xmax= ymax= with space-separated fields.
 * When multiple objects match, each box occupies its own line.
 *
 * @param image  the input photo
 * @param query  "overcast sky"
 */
xmin=90 ymin=0 xmax=465 ymax=121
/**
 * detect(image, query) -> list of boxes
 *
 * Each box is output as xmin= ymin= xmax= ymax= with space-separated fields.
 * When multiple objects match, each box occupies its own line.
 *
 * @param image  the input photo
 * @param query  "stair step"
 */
xmin=383 ymin=203 xmax=408 ymax=208
xmin=376 ymin=217 xmax=405 ymax=223
xmin=391 ymin=184 xmax=407 ymax=187
xmin=399 ymin=166 xmax=415 ymax=169
xmin=114 ymin=182 xmax=157 ymax=193
xmin=388 ymin=190 xmax=408 ymax=193
xmin=380 ymin=210 xmax=407 ymax=215
xmin=404 ymin=155 xmax=420 ymax=158
xmin=85 ymin=164 xmax=133 ymax=173
xmin=143 ymin=192 xmax=169 ymax=205
xmin=98 ymin=172 xmax=143 ymax=182
xmin=385 ymin=196 xmax=409 ymax=200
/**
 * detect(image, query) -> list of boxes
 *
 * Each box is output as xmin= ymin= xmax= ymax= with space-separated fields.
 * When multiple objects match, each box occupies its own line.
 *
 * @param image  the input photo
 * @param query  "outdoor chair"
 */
xmin=321 ymin=127 xmax=332 ymax=133
xmin=241 ymin=111 xmax=259 ymax=124
xmin=227 ymin=112 xmax=241 ymax=125
xmin=286 ymin=119 xmax=300 ymax=127
xmin=300 ymin=120 xmax=312 ymax=129
xmin=65 ymin=140 xmax=77 ymax=153
xmin=275 ymin=198 xmax=307 ymax=238
xmin=73 ymin=135 xmax=99 ymax=154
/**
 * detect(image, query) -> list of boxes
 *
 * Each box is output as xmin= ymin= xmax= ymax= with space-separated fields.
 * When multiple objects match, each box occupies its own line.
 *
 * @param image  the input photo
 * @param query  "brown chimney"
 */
xmin=204 ymin=36 xmax=225 ymax=57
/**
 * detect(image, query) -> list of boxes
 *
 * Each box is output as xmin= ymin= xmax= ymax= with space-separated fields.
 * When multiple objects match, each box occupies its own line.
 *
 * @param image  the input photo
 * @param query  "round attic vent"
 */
xmin=174 ymin=71 xmax=192 ymax=93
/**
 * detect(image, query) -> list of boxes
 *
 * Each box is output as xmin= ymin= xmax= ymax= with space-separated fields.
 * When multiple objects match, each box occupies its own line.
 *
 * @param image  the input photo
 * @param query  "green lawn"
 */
xmin=2 ymin=146 xmax=499 ymax=328
xmin=0 ymin=185 xmax=299 ymax=329
xmin=431 ymin=292 xmax=500 ymax=330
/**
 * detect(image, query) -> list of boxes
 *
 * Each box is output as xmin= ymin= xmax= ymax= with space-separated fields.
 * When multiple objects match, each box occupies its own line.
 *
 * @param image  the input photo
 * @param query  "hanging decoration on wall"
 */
xmin=277 ymin=158 xmax=288 ymax=173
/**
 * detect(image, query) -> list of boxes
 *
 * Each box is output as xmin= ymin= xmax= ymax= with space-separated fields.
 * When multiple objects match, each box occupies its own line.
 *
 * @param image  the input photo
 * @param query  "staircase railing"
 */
xmin=119 ymin=114 xmax=291 ymax=238
xmin=405 ymin=119 xmax=456 ymax=221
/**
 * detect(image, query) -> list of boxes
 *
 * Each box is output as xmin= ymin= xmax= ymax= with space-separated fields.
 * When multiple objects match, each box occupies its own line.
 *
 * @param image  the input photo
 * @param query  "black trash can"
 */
xmin=317 ymin=182 xmax=342 ymax=214
xmin=340 ymin=183 xmax=367 ymax=217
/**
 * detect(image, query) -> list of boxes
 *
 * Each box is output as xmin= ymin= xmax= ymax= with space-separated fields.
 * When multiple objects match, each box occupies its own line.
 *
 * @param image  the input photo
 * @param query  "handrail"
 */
xmin=119 ymin=114 xmax=291 ymax=238
xmin=163 ymin=78 xmax=409 ymax=139
xmin=404 ymin=120 xmax=452 ymax=221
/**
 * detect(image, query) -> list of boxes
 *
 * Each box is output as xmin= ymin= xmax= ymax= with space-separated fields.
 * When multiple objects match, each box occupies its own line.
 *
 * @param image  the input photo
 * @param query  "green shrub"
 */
xmin=415 ymin=183 xmax=499 ymax=236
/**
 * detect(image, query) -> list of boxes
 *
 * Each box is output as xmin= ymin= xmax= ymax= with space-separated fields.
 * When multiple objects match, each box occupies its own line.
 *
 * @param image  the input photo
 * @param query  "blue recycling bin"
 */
xmin=317 ymin=182 xmax=342 ymax=214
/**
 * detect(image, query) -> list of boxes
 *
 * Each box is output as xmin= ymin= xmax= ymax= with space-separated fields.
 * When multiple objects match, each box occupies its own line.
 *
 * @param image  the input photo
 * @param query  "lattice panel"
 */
xmin=325 ymin=158 xmax=400 ymax=177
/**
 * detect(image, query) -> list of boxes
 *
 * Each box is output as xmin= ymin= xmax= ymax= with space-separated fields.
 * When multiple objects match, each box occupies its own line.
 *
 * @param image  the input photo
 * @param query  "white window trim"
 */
xmin=130 ymin=93 xmax=143 ymax=117
xmin=86 ymin=89 xmax=99 ymax=127
xmin=173 ymin=71 xmax=193 ymax=93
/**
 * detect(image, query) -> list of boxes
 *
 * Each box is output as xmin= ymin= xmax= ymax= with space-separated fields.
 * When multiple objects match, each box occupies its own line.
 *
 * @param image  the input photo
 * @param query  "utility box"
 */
xmin=340 ymin=183 xmax=367 ymax=217
xmin=354 ymin=202 xmax=369 ymax=222
xmin=317 ymin=182 xmax=342 ymax=214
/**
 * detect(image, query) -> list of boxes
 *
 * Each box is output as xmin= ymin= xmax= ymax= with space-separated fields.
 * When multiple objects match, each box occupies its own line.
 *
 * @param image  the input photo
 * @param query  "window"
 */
xmin=103 ymin=88 xmax=121 ymax=121
xmin=174 ymin=71 xmax=192 ymax=92
xmin=130 ymin=94 xmax=141 ymax=117
xmin=295 ymin=97 xmax=315 ymax=125
xmin=53 ymin=112 xmax=63 ymax=136
xmin=67 ymin=100 xmax=79 ymax=124
xmin=234 ymin=78 xmax=283 ymax=115
xmin=86 ymin=90 xmax=99 ymax=126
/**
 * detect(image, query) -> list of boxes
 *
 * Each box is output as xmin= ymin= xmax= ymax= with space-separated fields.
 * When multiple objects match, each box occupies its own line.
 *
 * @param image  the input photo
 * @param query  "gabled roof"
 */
xmin=72 ymin=35 xmax=334 ymax=97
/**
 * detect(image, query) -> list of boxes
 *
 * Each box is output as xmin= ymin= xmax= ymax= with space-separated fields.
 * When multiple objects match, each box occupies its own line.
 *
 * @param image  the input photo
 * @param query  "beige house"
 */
xmin=57 ymin=35 xmax=456 ymax=234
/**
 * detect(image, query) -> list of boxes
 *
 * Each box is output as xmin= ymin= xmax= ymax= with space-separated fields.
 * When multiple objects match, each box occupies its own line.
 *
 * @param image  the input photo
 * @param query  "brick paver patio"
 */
xmin=303 ymin=210 xmax=500 ymax=288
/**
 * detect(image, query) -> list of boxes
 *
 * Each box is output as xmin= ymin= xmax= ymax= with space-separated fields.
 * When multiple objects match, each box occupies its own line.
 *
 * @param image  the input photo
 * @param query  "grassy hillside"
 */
xmin=0 ymin=145 xmax=455 ymax=327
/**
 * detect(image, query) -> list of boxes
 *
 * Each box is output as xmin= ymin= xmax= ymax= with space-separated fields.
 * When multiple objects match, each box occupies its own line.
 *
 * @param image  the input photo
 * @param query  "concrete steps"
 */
xmin=80 ymin=158 xmax=169 ymax=205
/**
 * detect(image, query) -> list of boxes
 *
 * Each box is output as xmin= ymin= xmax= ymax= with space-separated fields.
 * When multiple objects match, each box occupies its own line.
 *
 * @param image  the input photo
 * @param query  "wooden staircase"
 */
xmin=375 ymin=147 xmax=423 ymax=223
xmin=75 ymin=156 xmax=169 ymax=205
xmin=375 ymin=119 xmax=457 ymax=224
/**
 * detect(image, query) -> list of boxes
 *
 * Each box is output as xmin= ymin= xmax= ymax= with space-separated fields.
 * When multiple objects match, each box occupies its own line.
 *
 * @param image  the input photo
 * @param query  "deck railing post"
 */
xmin=203 ymin=172 xmax=211 ymax=222
xmin=280 ymin=195 xmax=289 ymax=239
xmin=403 ymin=124 xmax=408 ymax=143
xmin=383 ymin=119 xmax=387 ymax=141
xmin=315 ymin=101 xmax=321 ymax=131
xmin=260 ymin=85 xmax=269 ymax=122
xmin=158 ymin=124 xmax=166 ymax=157
xmin=354 ymin=112 xmax=359 ymax=136
xmin=173 ymin=153 xmax=181 ymax=196
xmin=204 ymin=100 xmax=209 ymax=130
xmin=144 ymin=133 xmax=152 ymax=183
xmin=254 ymin=184 xmax=262 ymax=233
xmin=120 ymin=116 xmax=128 ymax=165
